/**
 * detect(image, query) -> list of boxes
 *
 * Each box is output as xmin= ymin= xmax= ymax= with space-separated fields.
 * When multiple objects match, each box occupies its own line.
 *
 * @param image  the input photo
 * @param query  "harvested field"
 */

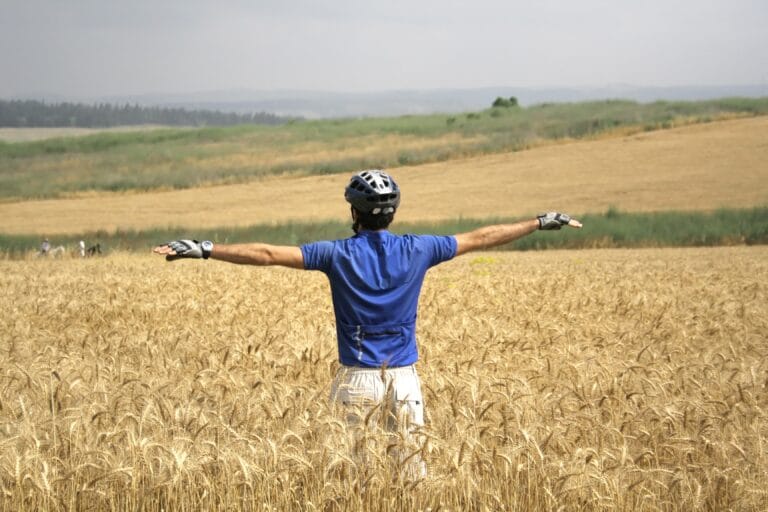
xmin=0 ymin=126 xmax=173 ymax=143
xmin=1 ymin=247 xmax=766 ymax=510
xmin=1 ymin=117 xmax=767 ymax=235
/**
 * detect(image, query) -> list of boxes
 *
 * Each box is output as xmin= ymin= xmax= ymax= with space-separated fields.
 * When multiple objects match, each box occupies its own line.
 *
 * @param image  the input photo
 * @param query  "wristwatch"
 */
xmin=201 ymin=240 xmax=213 ymax=259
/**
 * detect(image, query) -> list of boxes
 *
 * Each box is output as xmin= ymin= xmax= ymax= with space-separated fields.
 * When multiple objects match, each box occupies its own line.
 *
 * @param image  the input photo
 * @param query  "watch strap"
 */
xmin=201 ymin=240 xmax=213 ymax=259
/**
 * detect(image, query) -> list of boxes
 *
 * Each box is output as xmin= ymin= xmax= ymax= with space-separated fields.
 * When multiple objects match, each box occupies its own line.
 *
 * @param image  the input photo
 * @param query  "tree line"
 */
xmin=0 ymin=99 xmax=291 ymax=127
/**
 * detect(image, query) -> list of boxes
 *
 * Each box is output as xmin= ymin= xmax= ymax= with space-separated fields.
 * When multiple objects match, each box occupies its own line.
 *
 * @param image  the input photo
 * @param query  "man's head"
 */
xmin=345 ymin=170 xmax=400 ymax=233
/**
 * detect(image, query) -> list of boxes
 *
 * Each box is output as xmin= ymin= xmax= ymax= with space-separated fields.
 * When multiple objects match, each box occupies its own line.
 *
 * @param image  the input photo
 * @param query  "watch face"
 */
xmin=202 ymin=241 xmax=213 ymax=251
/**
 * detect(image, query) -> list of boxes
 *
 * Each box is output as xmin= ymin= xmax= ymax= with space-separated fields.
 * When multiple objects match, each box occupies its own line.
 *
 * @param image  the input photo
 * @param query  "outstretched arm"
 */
xmin=454 ymin=212 xmax=581 ymax=256
xmin=210 ymin=243 xmax=304 ymax=268
xmin=153 ymin=240 xmax=304 ymax=269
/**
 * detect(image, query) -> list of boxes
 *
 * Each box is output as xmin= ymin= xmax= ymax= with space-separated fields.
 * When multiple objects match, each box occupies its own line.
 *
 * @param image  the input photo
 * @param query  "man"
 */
xmin=153 ymin=169 xmax=581 ymax=477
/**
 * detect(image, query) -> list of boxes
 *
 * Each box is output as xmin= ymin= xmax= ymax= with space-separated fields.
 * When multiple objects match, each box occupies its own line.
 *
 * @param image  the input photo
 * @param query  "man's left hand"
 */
xmin=537 ymin=212 xmax=582 ymax=230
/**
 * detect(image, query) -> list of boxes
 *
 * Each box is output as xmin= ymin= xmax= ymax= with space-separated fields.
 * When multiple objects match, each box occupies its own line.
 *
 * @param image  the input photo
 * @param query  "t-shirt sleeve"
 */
xmin=300 ymin=240 xmax=335 ymax=272
xmin=420 ymin=235 xmax=458 ymax=267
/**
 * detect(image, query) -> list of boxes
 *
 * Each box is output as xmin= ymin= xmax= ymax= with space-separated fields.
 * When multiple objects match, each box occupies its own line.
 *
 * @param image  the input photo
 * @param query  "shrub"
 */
xmin=492 ymin=96 xmax=519 ymax=108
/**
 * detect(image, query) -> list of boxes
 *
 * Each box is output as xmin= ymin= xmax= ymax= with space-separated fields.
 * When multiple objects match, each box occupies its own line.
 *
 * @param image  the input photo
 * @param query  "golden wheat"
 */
xmin=0 ymin=247 xmax=766 ymax=511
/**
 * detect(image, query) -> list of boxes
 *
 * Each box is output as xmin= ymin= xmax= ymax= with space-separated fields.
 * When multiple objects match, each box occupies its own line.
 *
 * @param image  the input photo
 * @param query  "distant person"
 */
xmin=79 ymin=240 xmax=86 ymax=258
xmin=153 ymin=169 xmax=581 ymax=478
xmin=87 ymin=243 xmax=102 ymax=256
xmin=39 ymin=238 xmax=51 ymax=256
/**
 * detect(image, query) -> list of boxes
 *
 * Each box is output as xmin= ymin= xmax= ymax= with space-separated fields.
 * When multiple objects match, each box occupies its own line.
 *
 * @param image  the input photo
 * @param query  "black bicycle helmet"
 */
xmin=344 ymin=170 xmax=401 ymax=215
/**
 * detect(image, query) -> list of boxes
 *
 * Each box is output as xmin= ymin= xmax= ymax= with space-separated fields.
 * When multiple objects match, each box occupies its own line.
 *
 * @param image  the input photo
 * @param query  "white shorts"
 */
xmin=329 ymin=364 xmax=427 ymax=478
xmin=329 ymin=364 xmax=424 ymax=431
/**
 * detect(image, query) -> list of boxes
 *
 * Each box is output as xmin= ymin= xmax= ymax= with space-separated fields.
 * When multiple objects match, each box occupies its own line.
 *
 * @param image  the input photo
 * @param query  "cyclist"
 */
xmin=153 ymin=169 xmax=580 ymax=478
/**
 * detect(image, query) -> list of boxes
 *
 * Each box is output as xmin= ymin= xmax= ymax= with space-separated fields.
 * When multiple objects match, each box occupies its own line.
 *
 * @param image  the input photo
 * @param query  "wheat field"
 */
xmin=1 ymin=246 xmax=765 ymax=511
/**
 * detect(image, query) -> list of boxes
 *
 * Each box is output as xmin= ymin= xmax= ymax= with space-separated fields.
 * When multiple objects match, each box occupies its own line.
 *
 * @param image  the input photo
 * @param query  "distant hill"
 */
xmin=86 ymin=84 xmax=768 ymax=119
xmin=2 ymin=96 xmax=767 ymax=202
xmin=8 ymin=85 xmax=768 ymax=120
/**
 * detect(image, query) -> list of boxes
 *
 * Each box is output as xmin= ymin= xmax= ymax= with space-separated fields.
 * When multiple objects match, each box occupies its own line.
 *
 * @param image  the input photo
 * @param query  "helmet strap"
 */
xmin=351 ymin=206 xmax=360 ymax=234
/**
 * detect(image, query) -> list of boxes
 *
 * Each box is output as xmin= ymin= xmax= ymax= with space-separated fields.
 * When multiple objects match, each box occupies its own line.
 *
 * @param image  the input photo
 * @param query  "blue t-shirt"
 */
xmin=301 ymin=230 xmax=457 ymax=367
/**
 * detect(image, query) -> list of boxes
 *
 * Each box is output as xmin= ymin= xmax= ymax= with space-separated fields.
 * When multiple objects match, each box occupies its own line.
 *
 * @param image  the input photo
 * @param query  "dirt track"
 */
xmin=1 ymin=117 xmax=766 ymax=235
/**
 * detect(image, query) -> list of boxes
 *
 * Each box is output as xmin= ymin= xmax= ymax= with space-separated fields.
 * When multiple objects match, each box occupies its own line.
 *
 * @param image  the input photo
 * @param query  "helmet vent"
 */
xmin=366 ymin=193 xmax=396 ymax=203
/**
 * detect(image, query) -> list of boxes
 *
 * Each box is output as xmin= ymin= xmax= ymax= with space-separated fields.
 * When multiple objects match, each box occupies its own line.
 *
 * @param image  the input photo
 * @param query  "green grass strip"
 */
xmin=2 ymin=208 xmax=766 ymax=258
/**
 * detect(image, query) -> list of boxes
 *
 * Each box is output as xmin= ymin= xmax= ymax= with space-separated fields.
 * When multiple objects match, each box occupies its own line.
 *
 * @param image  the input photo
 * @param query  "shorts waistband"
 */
xmin=338 ymin=364 xmax=417 ymax=375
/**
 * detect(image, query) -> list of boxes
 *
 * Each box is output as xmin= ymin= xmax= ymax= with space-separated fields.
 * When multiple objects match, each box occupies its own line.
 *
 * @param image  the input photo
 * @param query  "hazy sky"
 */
xmin=2 ymin=0 xmax=767 ymax=98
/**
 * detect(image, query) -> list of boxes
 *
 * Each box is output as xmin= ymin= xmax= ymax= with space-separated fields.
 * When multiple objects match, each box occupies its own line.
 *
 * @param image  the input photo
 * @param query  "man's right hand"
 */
xmin=153 ymin=240 xmax=203 ymax=261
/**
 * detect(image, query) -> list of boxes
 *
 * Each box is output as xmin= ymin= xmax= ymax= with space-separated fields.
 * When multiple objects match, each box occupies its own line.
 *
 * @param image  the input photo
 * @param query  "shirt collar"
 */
xmin=356 ymin=229 xmax=390 ymax=238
